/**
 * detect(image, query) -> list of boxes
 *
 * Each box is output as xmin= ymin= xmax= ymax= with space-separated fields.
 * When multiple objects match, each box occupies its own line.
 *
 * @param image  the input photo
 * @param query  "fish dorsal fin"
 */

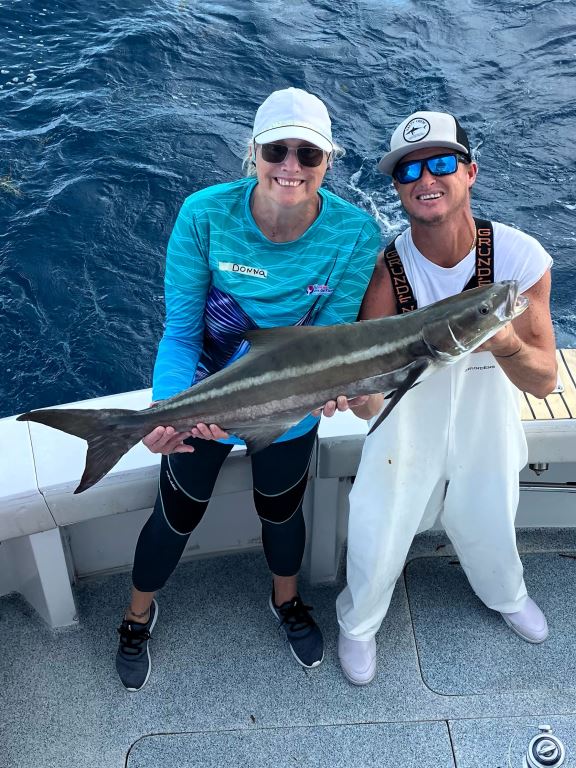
xmin=244 ymin=326 xmax=324 ymax=355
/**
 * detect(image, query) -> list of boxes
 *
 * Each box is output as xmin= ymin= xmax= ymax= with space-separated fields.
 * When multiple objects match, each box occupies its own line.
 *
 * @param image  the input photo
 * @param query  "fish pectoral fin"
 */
xmin=367 ymin=359 xmax=430 ymax=436
xmin=232 ymin=422 xmax=298 ymax=455
xmin=383 ymin=380 xmax=422 ymax=400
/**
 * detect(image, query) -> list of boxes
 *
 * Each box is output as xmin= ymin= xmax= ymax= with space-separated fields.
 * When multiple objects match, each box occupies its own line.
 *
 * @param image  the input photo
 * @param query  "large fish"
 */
xmin=18 ymin=281 xmax=528 ymax=493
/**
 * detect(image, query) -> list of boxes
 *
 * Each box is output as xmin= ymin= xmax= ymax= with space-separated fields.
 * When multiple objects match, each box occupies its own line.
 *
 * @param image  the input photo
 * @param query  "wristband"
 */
xmin=494 ymin=342 xmax=523 ymax=359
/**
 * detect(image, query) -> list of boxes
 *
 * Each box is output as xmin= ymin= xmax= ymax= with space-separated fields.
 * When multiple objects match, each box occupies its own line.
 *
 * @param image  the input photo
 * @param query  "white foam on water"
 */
xmin=347 ymin=167 xmax=405 ymax=235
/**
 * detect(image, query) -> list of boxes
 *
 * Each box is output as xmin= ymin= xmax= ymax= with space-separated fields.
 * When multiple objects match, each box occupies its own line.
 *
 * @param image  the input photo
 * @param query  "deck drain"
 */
xmin=524 ymin=725 xmax=565 ymax=767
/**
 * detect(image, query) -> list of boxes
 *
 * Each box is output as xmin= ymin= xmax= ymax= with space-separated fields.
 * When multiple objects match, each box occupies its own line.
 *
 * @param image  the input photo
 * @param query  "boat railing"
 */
xmin=1 ymin=349 xmax=574 ymax=628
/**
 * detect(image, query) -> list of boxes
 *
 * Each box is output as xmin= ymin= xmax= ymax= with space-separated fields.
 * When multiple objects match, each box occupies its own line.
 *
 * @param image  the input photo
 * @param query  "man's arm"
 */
xmin=316 ymin=253 xmax=396 ymax=420
xmin=478 ymin=270 xmax=557 ymax=398
xmin=357 ymin=253 xmax=398 ymax=321
xmin=347 ymin=253 xmax=397 ymax=420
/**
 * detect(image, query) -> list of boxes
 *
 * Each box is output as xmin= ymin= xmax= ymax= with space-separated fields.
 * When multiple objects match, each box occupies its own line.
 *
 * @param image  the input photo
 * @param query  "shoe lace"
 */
xmin=117 ymin=622 xmax=150 ymax=655
xmin=276 ymin=596 xmax=316 ymax=633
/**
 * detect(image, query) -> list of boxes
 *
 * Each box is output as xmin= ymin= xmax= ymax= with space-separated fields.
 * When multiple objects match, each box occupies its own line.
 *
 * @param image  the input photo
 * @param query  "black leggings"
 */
xmin=132 ymin=426 xmax=318 ymax=592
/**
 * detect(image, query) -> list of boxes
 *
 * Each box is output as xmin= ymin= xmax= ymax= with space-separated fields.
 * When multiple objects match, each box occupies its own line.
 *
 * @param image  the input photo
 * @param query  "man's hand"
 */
xmin=313 ymin=395 xmax=370 ymax=418
xmin=473 ymin=272 xmax=557 ymax=398
xmin=475 ymin=322 xmax=521 ymax=356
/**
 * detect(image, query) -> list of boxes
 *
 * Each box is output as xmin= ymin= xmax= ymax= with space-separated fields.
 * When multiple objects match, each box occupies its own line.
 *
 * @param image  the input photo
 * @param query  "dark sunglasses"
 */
xmin=259 ymin=142 xmax=327 ymax=168
xmin=393 ymin=152 xmax=470 ymax=184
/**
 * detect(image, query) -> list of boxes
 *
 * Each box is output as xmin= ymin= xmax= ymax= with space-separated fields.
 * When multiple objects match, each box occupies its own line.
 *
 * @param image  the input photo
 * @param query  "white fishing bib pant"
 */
xmin=336 ymin=352 xmax=529 ymax=641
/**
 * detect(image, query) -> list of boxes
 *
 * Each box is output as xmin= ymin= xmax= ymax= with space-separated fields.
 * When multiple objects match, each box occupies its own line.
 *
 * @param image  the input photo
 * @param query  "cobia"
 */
xmin=17 ymin=281 xmax=528 ymax=493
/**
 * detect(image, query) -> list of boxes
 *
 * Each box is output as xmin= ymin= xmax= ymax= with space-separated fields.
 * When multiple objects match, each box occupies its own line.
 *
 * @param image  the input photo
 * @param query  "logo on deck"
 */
xmin=403 ymin=118 xmax=430 ymax=143
xmin=306 ymin=284 xmax=333 ymax=295
xmin=219 ymin=262 xmax=267 ymax=278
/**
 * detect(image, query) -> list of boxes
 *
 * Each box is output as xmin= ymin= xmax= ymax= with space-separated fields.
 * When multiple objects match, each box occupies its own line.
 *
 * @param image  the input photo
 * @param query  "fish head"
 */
xmin=422 ymin=280 xmax=529 ymax=361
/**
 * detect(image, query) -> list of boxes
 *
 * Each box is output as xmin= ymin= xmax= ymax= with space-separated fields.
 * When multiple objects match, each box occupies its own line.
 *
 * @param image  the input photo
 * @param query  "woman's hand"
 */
xmin=142 ymin=425 xmax=195 ymax=455
xmin=141 ymin=402 xmax=229 ymax=454
xmin=189 ymin=423 xmax=230 ymax=440
xmin=141 ymin=423 xmax=230 ymax=454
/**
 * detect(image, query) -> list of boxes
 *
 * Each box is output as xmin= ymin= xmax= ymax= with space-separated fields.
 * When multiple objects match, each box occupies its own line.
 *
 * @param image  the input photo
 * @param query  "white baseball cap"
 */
xmin=378 ymin=111 xmax=471 ymax=175
xmin=252 ymin=87 xmax=333 ymax=153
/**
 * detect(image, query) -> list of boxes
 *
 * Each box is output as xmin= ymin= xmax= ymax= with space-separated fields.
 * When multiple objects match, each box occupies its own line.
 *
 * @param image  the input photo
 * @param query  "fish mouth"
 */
xmin=499 ymin=282 xmax=529 ymax=321
xmin=513 ymin=294 xmax=529 ymax=316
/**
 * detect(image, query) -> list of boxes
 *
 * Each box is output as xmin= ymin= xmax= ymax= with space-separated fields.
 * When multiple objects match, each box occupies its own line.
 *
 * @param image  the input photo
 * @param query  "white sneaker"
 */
xmin=338 ymin=631 xmax=376 ymax=685
xmin=500 ymin=597 xmax=549 ymax=643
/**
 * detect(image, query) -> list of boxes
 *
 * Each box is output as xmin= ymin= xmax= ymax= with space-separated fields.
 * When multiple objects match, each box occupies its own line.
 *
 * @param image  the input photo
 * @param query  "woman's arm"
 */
xmin=144 ymin=202 xmax=229 ymax=454
xmin=152 ymin=203 xmax=211 ymax=401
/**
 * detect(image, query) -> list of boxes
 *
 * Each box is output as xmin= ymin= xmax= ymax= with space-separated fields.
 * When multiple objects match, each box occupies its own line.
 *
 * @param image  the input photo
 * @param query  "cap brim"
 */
xmin=378 ymin=140 xmax=471 ymax=175
xmin=254 ymin=126 xmax=333 ymax=153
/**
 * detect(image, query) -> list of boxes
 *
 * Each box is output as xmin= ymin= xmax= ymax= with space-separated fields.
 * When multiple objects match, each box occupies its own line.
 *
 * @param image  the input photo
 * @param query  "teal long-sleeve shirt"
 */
xmin=153 ymin=176 xmax=381 ymax=444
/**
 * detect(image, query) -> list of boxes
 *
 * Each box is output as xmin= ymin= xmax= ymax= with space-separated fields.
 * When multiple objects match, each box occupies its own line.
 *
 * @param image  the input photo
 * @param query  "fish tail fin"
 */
xmin=17 ymin=407 xmax=148 ymax=493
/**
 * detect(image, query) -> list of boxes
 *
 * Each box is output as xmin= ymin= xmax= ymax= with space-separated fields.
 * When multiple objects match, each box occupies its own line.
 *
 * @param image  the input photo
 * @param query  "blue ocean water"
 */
xmin=0 ymin=0 xmax=574 ymax=418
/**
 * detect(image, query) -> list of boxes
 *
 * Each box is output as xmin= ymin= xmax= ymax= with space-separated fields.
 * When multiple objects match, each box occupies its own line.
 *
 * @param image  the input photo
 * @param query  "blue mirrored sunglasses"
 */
xmin=393 ymin=152 xmax=470 ymax=184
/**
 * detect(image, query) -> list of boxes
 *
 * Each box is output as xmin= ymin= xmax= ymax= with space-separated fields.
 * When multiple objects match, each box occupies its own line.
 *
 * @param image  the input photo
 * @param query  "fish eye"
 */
xmin=478 ymin=304 xmax=490 ymax=316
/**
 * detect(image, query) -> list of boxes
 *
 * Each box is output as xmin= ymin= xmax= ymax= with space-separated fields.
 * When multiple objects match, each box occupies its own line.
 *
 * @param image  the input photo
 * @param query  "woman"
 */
xmin=115 ymin=87 xmax=381 ymax=691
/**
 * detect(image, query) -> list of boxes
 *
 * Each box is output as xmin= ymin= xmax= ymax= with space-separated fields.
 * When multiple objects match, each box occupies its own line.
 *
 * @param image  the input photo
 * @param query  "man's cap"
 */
xmin=252 ymin=87 xmax=333 ymax=153
xmin=378 ymin=111 xmax=471 ymax=175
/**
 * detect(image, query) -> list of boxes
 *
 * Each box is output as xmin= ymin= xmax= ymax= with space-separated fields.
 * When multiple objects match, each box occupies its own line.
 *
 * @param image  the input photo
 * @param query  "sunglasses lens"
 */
xmin=260 ymin=143 xmax=289 ymax=163
xmin=394 ymin=160 xmax=423 ymax=184
xmin=260 ymin=143 xmax=325 ymax=167
xmin=393 ymin=154 xmax=462 ymax=183
xmin=297 ymin=146 xmax=325 ymax=167
xmin=427 ymin=154 xmax=458 ymax=175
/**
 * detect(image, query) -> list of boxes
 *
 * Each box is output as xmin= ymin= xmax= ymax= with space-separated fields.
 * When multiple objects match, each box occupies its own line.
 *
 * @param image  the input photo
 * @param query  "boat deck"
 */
xmin=2 ymin=349 xmax=576 ymax=767
xmin=4 ymin=527 xmax=576 ymax=768
xmin=522 ymin=348 xmax=576 ymax=420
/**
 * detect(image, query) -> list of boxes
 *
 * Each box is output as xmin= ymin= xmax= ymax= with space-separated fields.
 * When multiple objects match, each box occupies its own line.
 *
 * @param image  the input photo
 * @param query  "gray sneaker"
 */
xmin=115 ymin=599 xmax=158 ymax=691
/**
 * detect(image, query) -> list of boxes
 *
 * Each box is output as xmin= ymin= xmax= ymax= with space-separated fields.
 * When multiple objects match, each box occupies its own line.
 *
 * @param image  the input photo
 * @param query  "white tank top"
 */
xmin=394 ymin=221 xmax=552 ymax=309
xmin=364 ymin=221 xmax=553 ymax=476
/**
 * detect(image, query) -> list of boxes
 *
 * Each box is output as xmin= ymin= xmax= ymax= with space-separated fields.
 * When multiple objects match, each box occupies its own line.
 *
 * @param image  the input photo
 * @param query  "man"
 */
xmin=338 ymin=111 xmax=558 ymax=686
